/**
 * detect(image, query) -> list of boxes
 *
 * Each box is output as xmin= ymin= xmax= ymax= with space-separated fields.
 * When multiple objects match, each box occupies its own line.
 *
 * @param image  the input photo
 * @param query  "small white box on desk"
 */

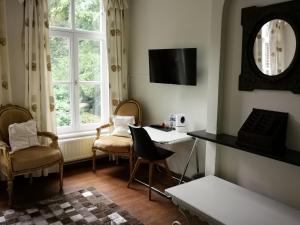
xmin=174 ymin=114 xmax=187 ymax=133
xmin=175 ymin=114 xmax=186 ymax=127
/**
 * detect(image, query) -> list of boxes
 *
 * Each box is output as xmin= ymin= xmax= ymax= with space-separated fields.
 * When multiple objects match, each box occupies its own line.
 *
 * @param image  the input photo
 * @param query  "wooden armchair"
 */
xmin=0 ymin=105 xmax=64 ymax=207
xmin=92 ymin=99 xmax=141 ymax=175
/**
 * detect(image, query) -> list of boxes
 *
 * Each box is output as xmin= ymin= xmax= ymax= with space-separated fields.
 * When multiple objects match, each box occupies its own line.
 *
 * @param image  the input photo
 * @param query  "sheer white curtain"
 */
xmin=0 ymin=0 xmax=12 ymax=105
xmin=23 ymin=0 xmax=56 ymax=134
xmin=104 ymin=0 xmax=128 ymax=115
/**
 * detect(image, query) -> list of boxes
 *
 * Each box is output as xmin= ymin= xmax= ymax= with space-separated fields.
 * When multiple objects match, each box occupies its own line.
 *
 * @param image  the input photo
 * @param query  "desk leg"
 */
xmin=179 ymin=138 xmax=198 ymax=184
xmin=195 ymin=146 xmax=199 ymax=174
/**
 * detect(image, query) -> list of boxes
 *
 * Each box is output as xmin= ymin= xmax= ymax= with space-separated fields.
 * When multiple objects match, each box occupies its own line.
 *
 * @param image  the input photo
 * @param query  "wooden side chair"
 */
xmin=127 ymin=125 xmax=174 ymax=200
xmin=0 ymin=105 xmax=64 ymax=207
xmin=92 ymin=99 xmax=141 ymax=175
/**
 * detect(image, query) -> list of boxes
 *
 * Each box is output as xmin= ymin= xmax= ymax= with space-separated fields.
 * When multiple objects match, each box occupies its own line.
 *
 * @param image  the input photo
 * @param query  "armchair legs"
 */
xmin=7 ymin=177 xmax=13 ymax=207
xmin=92 ymin=148 xmax=96 ymax=172
xmin=6 ymin=161 xmax=64 ymax=207
xmin=92 ymin=148 xmax=134 ymax=176
xmin=59 ymin=160 xmax=64 ymax=191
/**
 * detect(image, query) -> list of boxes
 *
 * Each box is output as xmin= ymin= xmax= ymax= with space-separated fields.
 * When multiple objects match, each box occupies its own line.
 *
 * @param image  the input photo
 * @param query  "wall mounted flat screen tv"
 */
xmin=149 ymin=48 xmax=197 ymax=86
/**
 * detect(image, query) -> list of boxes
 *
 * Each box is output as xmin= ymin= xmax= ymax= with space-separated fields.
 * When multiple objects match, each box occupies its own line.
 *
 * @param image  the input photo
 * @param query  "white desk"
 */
xmin=166 ymin=176 xmax=300 ymax=225
xmin=144 ymin=126 xmax=191 ymax=144
xmin=144 ymin=126 xmax=198 ymax=183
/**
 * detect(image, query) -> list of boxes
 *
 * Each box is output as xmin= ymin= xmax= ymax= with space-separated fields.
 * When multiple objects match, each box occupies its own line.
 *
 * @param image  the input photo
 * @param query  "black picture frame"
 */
xmin=239 ymin=0 xmax=300 ymax=93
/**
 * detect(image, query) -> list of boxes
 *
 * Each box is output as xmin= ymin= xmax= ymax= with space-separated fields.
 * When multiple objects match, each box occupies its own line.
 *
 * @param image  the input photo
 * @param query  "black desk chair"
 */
xmin=128 ymin=125 xmax=174 ymax=200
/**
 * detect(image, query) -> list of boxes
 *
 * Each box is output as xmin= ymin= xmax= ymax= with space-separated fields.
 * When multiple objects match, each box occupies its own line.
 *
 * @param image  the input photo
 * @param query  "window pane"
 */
xmin=50 ymin=36 xmax=70 ymax=81
xmin=75 ymin=0 xmax=100 ymax=31
xmin=53 ymin=84 xmax=71 ymax=127
xmin=49 ymin=0 xmax=71 ymax=28
xmin=80 ymin=84 xmax=101 ymax=124
xmin=78 ymin=39 xmax=101 ymax=81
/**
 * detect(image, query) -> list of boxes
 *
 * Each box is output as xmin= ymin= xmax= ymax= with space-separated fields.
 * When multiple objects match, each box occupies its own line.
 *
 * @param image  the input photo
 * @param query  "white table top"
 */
xmin=144 ymin=126 xmax=191 ymax=144
xmin=165 ymin=175 xmax=300 ymax=225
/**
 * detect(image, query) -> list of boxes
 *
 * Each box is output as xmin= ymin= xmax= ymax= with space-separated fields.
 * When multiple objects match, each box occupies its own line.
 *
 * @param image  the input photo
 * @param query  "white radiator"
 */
xmin=59 ymin=136 xmax=105 ymax=163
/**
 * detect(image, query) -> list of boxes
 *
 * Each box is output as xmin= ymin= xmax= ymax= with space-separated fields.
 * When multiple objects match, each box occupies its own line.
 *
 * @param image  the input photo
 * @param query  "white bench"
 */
xmin=165 ymin=175 xmax=300 ymax=225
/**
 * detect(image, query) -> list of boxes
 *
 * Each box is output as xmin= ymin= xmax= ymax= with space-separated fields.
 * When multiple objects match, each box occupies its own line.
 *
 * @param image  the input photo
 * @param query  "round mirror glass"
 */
xmin=253 ymin=19 xmax=296 ymax=76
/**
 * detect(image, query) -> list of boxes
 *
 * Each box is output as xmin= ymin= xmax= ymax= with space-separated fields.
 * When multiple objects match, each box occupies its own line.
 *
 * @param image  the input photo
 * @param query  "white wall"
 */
xmin=128 ymin=0 xmax=213 ymax=177
xmin=218 ymin=0 xmax=300 ymax=208
xmin=128 ymin=0 xmax=211 ymax=131
xmin=6 ymin=0 xmax=25 ymax=106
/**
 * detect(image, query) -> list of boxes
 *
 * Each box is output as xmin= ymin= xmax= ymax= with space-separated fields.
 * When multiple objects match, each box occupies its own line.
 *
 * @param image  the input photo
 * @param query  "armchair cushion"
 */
xmin=10 ymin=146 xmax=61 ymax=172
xmin=111 ymin=115 xmax=135 ymax=137
xmin=0 ymin=106 xmax=32 ymax=145
xmin=8 ymin=120 xmax=40 ymax=152
xmin=93 ymin=135 xmax=132 ymax=153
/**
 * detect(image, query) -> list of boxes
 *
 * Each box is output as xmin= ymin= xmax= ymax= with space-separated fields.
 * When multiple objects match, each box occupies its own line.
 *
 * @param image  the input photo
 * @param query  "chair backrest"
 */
xmin=114 ymin=99 xmax=141 ymax=125
xmin=129 ymin=125 xmax=160 ymax=160
xmin=0 ymin=105 xmax=33 ymax=145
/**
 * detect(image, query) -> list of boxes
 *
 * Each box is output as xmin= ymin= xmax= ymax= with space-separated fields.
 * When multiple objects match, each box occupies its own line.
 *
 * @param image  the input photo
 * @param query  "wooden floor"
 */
xmin=0 ymin=159 xmax=191 ymax=225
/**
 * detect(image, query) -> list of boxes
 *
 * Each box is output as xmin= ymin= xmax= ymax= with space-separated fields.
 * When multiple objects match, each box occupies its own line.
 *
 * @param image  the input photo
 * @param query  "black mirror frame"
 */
xmin=239 ymin=0 xmax=300 ymax=93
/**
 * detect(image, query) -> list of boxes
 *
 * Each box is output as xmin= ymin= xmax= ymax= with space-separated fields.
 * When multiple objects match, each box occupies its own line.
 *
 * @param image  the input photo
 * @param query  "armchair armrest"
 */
xmin=0 ymin=140 xmax=11 ymax=165
xmin=0 ymin=140 xmax=9 ymax=150
xmin=96 ymin=123 xmax=112 ymax=139
xmin=37 ymin=131 xmax=59 ymax=148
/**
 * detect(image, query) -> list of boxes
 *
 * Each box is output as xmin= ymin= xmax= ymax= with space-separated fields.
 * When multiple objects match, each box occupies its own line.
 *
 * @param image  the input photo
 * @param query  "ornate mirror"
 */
xmin=239 ymin=1 xmax=300 ymax=93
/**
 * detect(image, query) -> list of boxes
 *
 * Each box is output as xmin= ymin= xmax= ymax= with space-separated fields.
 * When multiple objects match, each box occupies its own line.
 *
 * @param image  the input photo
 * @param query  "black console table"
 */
xmin=187 ymin=130 xmax=300 ymax=167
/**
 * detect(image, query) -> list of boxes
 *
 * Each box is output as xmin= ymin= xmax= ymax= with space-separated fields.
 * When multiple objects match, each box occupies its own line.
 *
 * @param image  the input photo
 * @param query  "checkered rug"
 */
xmin=0 ymin=187 xmax=143 ymax=225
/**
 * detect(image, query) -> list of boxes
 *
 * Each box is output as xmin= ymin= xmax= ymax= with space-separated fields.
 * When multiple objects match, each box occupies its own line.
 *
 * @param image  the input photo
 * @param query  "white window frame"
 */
xmin=49 ymin=0 xmax=109 ymax=135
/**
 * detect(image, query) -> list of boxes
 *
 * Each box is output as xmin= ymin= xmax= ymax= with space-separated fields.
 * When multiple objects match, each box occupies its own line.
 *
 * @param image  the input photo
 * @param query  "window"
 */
xmin=49 ymin=0 xmax=108 ymax=134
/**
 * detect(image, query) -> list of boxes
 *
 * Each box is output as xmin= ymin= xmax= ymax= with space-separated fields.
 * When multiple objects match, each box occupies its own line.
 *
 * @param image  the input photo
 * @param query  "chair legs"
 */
xmin=127 ymin=158 xmax=172 ymax=201
xmin=92 ymin=148 xmax=96 ymax=172
xmin=129 ymin=151 xmax=134 ymax=176
xmin=128 ymin=158 xmax=141 ymax=187
xmin=5 ymin=161 xmax=63 ymax=207
xmin=162 ymin=159 xmax=172 ymax=181
xmin=7 ymin=177 xmax=13 ymax=207
xmin=59 ymin=160 xmax=64 ymax=191
xmin=148 ymin=162 xmax=153 ymax=200
xmin=93 ymin=149 xmax=133 ymax=175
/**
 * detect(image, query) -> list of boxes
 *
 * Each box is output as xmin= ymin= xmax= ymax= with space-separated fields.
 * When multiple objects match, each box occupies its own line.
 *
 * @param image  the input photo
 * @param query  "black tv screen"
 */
xmin=149 ymin=48 xmax=197 ymax=85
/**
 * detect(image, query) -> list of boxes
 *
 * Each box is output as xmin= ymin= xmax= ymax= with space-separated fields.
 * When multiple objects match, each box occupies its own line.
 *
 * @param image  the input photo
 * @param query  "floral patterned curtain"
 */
xmin=23 ymin=0 xmax=56 ymax=133
xmin=268 ymin=20 xmax=285 ymax=74
xmin=0 ymin=0 xmax=12 ymax=105
xmin=104 ymin=0 xmax=128 ymax=115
